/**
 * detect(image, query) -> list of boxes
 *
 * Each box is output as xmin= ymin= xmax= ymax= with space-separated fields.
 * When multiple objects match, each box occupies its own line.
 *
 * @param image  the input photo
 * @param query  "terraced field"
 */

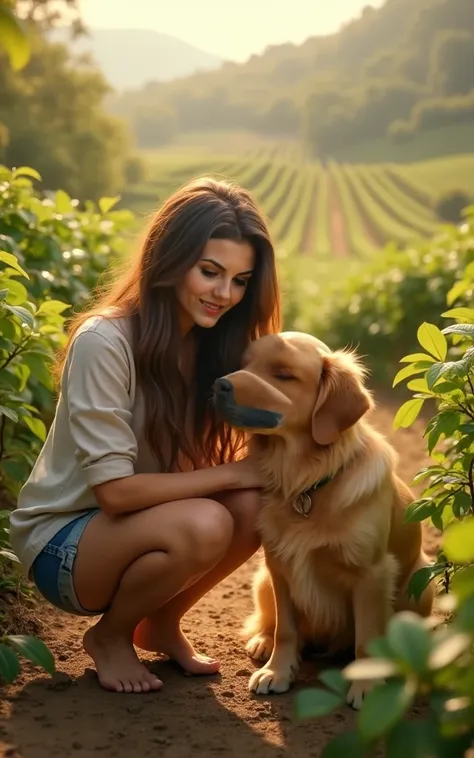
xmin=121 ymin=144 xmax=474 ymax=260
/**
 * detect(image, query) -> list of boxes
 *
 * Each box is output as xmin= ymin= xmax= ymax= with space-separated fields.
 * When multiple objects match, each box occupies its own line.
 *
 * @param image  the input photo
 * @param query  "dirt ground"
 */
xmin=0 ymin=400 xmax=439 ymax=758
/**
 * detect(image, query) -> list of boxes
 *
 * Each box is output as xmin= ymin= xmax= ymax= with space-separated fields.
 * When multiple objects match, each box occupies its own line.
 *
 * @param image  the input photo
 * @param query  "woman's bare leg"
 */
xmin=72 ymin=498 xmax=234 ymax=693
xmin=133 ymin=489 xmax=261 ymax=656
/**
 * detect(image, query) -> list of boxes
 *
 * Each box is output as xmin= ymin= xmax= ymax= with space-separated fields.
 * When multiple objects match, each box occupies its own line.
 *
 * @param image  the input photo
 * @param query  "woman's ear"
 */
xmin=311 ymin=354 xmax=373 ymax=446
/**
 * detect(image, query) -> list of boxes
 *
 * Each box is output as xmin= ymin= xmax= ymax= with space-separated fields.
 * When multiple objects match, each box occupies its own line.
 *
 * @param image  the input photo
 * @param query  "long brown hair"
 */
xmin=57 ymin=176 xmax=281 ymax=471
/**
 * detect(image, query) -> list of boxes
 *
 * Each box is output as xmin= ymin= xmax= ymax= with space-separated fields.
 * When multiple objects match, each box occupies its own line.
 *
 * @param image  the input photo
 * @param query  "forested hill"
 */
xmin=108 ymin=0 xmax=474 ymax=158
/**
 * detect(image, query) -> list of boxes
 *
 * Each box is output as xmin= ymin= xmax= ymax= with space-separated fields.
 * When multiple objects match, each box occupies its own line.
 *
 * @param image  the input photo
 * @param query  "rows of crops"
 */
xmin=122 ymin=146 xmax=474 ymax=259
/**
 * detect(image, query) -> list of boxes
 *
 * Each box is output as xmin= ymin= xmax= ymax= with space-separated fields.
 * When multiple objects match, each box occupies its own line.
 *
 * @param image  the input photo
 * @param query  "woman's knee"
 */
xmin=178 ymin=499 xmax=234 ymax=570
xmin=221 ymin=489 xmax=262 ymax=538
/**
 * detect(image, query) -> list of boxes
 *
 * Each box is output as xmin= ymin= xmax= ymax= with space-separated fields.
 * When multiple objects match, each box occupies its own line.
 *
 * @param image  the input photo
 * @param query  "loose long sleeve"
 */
xmin=64 ymin=329 xmax=138 ymax=488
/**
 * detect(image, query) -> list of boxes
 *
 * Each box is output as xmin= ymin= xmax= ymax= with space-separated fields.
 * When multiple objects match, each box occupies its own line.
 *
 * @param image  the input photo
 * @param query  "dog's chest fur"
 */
xmin=257 ymin=466 xmax=395 ymax=635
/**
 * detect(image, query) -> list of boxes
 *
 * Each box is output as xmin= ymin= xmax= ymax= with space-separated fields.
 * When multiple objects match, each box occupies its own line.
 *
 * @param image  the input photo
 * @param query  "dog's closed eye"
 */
xmin=273 ymin=369 xmax=296 ymax=381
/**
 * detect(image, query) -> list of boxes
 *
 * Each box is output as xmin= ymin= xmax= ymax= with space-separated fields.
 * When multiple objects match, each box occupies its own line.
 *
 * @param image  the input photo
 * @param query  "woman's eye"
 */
xmin=234 ymin=278 xmax=249 ymax=288
xmin=200 ymin=268 xmax=217 ymax=278
xmin=274 ymin=372 xmax=295 ymax=381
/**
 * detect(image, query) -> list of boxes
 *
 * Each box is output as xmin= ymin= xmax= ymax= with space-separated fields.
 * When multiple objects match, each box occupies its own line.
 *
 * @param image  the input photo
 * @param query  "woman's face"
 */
xmin=176 ymin=238 xmax=255 ymax=333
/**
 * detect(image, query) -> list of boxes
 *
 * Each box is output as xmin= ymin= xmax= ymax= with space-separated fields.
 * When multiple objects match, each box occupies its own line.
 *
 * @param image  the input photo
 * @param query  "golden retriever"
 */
xmin=213 ymin=331 xmax=435 ymax=709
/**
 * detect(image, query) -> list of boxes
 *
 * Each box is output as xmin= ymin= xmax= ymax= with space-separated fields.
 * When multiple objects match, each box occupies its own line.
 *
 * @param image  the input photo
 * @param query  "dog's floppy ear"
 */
xmin=311 ymin=353 xmax=373 ymax=446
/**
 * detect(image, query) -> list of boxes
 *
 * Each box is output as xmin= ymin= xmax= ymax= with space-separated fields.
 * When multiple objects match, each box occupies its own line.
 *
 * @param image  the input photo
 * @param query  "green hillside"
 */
xmin=121 ymin=140 xmax=474 ymax=264
xmin=109 ymin=0 xmax=474 ymax=162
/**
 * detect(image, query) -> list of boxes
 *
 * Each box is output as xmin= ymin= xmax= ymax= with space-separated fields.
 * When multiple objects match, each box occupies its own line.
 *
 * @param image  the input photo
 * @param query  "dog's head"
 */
xmin=213 ymin=332 xmax=374 ymax=446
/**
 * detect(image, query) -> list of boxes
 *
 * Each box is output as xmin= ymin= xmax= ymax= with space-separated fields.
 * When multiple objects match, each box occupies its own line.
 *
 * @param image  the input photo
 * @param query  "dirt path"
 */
xmin=1 ymin=401 xmax=438 ymax=758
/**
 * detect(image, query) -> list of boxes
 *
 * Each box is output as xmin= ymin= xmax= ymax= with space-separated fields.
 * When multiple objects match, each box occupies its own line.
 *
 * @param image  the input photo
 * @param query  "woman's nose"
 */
xmin=213 ymin=279 xmax=232 ymax=301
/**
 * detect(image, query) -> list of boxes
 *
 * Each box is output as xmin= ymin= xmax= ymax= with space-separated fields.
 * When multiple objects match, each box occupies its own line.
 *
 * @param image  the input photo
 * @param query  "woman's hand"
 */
xmin=225 ymin=457 xmax=262 ymax=489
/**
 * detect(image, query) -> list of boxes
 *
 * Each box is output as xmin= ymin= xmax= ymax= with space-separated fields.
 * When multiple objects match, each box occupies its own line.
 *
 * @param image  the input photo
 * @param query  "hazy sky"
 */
xmin=78 ymin=0 xmax=385 ymax=62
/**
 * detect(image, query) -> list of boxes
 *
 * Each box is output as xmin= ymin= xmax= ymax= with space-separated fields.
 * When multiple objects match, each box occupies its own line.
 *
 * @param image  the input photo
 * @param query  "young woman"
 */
xmin=9 ymin=176 xmax=281 ymax=695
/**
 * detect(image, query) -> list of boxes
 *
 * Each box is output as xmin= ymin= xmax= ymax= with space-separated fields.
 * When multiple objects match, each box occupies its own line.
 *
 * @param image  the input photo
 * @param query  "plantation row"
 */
xmin=122 ymin=148 xmax=474 ymax=259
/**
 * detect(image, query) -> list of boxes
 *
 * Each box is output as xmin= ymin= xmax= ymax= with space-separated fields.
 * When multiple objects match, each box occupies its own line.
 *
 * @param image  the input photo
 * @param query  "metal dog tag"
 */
xmin=293 ymin=491 xmax=313 ymax=518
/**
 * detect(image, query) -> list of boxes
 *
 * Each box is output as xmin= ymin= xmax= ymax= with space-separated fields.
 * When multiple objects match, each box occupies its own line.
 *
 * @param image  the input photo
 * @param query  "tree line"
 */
xmin=109 ymin=0 xmax=474 ymax=158
xmin=0 ymin=0 xmax=145 ymax=202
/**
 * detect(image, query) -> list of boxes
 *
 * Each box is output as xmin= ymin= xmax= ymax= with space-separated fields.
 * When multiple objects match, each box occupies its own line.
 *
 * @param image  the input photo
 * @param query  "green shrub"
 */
xmin=300 ymin=209 xmax=474 ymax=385
xmin=0 ymin=162 xmax=136 ymax=684
xmin=435 ymin=190 xmax=473 ymax=224
xmin=294 ymin=261 xmax=474 ymax=758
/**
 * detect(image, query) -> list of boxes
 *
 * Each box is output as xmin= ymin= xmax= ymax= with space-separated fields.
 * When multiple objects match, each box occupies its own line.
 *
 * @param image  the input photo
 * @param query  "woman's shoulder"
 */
xmin=74 ymin=309 xmax=134 ymax=351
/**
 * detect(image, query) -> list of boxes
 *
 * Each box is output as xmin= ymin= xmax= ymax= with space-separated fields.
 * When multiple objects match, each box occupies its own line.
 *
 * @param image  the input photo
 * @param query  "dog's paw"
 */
xmin=346 ymin=679 xmax=378 ymax=710
xmin=246 ymin=633 xmax=273 ymax=662
xmin=249 ymin=664 xmax=295 ymax=695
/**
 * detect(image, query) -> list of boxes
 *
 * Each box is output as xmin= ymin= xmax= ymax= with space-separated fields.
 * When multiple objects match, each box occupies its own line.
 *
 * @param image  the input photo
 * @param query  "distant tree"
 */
xmin=430 ymin=30 xmax=474 ymax=97
xmin=0 ymin=2 xmax=131 ymax=201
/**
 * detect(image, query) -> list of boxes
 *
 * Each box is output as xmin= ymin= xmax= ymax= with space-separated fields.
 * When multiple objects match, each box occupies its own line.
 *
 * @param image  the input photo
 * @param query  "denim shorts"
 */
xmin=31 ymin=509 xmax=105 ymax=617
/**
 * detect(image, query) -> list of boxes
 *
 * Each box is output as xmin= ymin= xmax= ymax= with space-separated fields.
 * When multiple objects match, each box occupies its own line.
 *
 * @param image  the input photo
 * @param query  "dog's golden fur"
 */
xmin=216 ymin=332 xmax=435 ymax=709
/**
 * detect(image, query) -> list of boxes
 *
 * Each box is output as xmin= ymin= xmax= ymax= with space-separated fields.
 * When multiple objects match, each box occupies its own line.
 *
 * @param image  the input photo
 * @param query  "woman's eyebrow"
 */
xmin=201 ymin=258 xmax=253 ymax=276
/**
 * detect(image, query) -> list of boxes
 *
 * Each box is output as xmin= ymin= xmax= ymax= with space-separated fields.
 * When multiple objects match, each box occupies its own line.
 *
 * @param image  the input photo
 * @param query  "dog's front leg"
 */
xmin=346 ymin=555 xmax=397 ymax=710
xmin=249 ymin=557 xmax=300 ymax=695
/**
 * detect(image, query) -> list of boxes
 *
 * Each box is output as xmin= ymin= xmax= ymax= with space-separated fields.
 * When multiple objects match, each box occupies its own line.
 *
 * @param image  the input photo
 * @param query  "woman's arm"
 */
xmin=64 ymin=326 xmax=259 ymax=518
xmin=93 ymin=461 xmax=254 ymax=516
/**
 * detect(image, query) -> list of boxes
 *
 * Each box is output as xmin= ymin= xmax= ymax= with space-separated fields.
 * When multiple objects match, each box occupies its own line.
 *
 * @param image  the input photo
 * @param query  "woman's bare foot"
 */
xmin=83 ymin=624 xmax=163 ymax=694
xmin=133 ymin=617 xmax=220 ymax=675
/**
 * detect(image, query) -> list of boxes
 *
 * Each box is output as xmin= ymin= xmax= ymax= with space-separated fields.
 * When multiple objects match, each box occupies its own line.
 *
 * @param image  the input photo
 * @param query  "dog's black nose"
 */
xmin=213 ymin=377 xmax=233 ymax=393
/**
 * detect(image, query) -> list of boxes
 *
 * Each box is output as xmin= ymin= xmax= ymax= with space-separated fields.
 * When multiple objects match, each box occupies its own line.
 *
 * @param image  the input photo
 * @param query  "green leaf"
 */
xmin=441 ymin=307 xmax=474 ymax=323
xmin=99 ymin=196 xmax=120 ymax=214
xmin=452 ymin=490 xmax=472 ymax=518
xmin=343 ymin=658 xmax=397 ymax=681
xmin=444 ymin=517 xmax=474 ymax=563
xmin=426 ymin=362 xmax=456 ymax=390
xmin=399 ymin=353 xmax=436 ymax=364
xmin=393 ymin=399 xmax=424 ymax=430
xmin=0 ymin=547 xmax=20 ymax=563
xmin=55 ymin=189 xmax=73 ymax=214
xmin=442 ymin=324 xmax=474 ymax=338
xmin=0 ymin=7 xmax=30 ymax=71
xmin=417 ymin=322 xmax=448 ymax=361
xmin=294 ymin=687 xmax=343 ymax=720
xmin=4 ymin=278 xmax=29 ymax=306
xmin=0 ymin=643 xmax=21 ymax=684
xmin=428 ymin=633 xmax=470 ymax=670
xmin=450 ymin=565 xmax=474 ymax=602
xmin=321 ymin=731 xmax=366 ymax=758
xmin=446 ymin=279 xmax=469 ymax=307
xmin=392 ymin=362 xmax=433 ymax=387
xmin=22 ymin=353 xmax=52 ymax=389
xmin=357 ymin=680 xmax=416 ymax=741
xmin=366 ymin=636 xmax=394 ymax=659
xmin=0 ymin=404 xmax=19 ymax=422
xmin=4 ymin=303 xmax=34 ymax=329
xmin=407 ymin=564 xmax=447 ymax=602
xmin=406 ymin=378 xmax=432 ymax=394
xmin=6 ymin=635 xmax=55 ymax=675
xmin=456 ymin=595 xmax=474 ymax=633
xmin=23 ymin=415 xmax=47 ymax=442
xmin=411 ymin=466 xmax=445 ymax=485
xmin=36 ymin=300 xmax=71 ymax=316
xmin=0 ymin=251 xmax=29 ymax=279
xmin=386 ymin=612 xmax=431 ymax=675
xmin=386 ymin=719 xmax=438 ymax=758
xmin=12 ymin=166 xmax=42 ymax=181
xmin=404 ymin=498 xmax=437 ymax=523
xmin=318 ymin=668 xmax=349 ymax=697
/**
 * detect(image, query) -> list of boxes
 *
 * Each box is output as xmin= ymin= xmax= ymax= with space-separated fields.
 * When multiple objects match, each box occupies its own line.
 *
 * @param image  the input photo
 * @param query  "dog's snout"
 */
xmin=213 ymin=377 xmax=233 ymax=394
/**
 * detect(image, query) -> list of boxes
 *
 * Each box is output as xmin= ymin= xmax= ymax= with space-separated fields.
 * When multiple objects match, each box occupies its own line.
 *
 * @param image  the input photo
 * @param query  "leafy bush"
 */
xmin=435 ymin=190 xmax=473 ymax=224
xmin=0 ymin=164 xmax=134 ymax=418
xmin=294 ymin=260 xmax=474 ymax=757
xmin=0 ymin=162 xmax=136 ymax=684
xmin=301 ymin=209 xmax=474 ymax=385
